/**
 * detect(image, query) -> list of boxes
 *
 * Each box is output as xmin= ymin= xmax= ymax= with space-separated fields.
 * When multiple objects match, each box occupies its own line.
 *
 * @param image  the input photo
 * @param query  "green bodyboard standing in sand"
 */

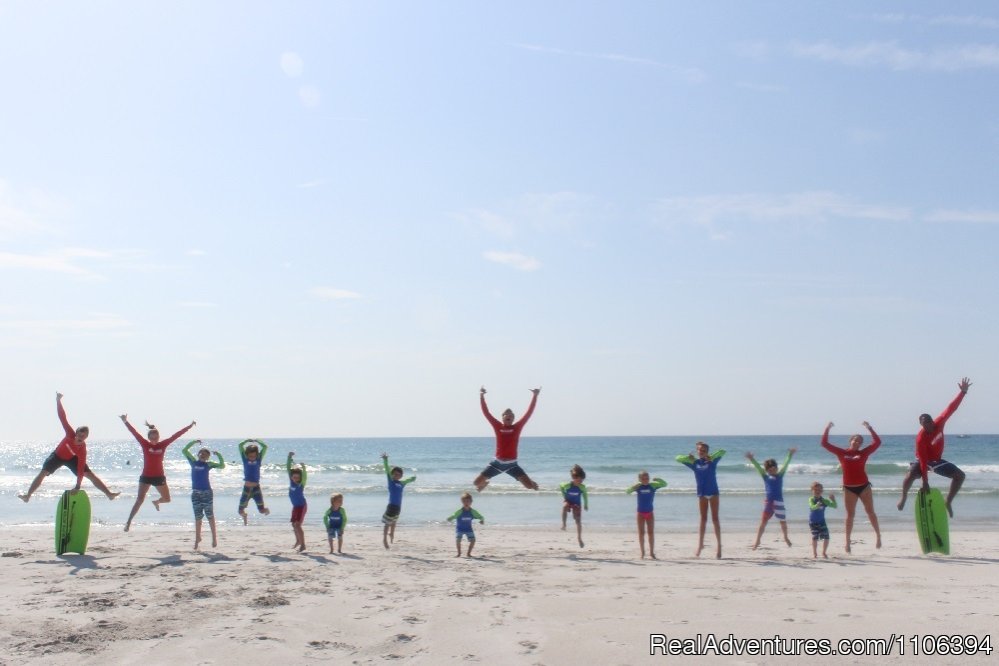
xmin=55 ymin=489 xmax=91 ymax=555
xmin=914 ymin=487 xmax=949 ymax=555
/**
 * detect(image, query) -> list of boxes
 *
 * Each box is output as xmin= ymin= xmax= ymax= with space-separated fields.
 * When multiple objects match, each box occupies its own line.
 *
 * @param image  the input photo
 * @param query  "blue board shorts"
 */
xmin=908 ymin=459 xmax=961 ymax=479
xmin=481 ymin=459 xmax=527 ymax=479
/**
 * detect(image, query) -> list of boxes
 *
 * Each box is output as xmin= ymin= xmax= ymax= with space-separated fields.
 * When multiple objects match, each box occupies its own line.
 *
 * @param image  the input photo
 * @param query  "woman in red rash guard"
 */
xmin=19 ymin=393 xmax=121 ymax=502
xmin=473 ymin=387 xmax=541 ymax=492
xmin=820 ymin=420 xmax=882 ymax=553
xmin=121 ymin=413 xmax=196 ymax=531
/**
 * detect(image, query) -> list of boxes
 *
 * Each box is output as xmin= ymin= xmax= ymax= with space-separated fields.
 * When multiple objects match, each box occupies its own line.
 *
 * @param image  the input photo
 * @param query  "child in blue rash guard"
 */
xmin=182 ymin=440 xmax=225 ymax=551
xmin=676 ymin=441 xmax=726 ymax=559
xmin=808 ymin=481 xmax=837 ymax=559
xmin=627 ymin=471 xmax=667 ymax=559
xmin=381 ymin=452 xmax=416 ymax=550
xmin=324 ymin=493 xmax=347 ymax=554
xmin=287 ymin=452 xmax=308 ymax=552
xmin=447 ymin=492 xmax=484 ymax=557
xmin=237 ymin=439 xmax=271 ymax=524
xmin=560 ymin=464 xmax=589 ymax=548
xmin=746 ymin=447 xmax=797 ymax=551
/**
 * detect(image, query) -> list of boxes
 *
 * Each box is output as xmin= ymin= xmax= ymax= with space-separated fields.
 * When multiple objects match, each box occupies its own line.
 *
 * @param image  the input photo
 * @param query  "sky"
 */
xmin=1 ymin=1 xmax=998 ymax=439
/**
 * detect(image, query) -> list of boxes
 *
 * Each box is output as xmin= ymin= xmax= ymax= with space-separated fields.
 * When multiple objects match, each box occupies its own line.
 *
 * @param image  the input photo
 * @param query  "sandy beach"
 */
xmin=0 ymin=523 xmax=996 ymax=665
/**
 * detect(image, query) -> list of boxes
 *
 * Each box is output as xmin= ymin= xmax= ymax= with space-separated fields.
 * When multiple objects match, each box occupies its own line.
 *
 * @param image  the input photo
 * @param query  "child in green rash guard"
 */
xmin=560 ymin=464 xmax=588 ymax=548
xmin=676 ymin=442 xmax=726 ymax=559
xmin=237 ymin=439 xmax=270 ymax=524
xmin=324 ymin=493 xmax=347 ymax=554
xmin=182 ymin=440 xmax=225 ymax=551
xmin=809 ymin=481 xmax=837 ymax=559
xmin=287 ymin=452 xmax=308 ymax=552
xmin=447 ymin=492 xmax=484 ymax=557
xmin=627 ymin=471 xmax=667 ymax=559
xmin=381 ymin=452 xmax=416 ymax=550
xmin=746 ymin=447 xmax=797 ymax=551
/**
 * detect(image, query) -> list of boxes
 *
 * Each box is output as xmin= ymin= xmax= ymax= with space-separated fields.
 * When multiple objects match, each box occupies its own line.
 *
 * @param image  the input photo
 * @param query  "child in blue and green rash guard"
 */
xmin=627 ymin=471 xmax=668 ymax=559
xmin=560 ymin=464 xmax=589 ymax=549
xmin=287 ymin=452 xmax=308 ymax=552
xmin=182 ymin=439 xmax=225 ymax=551
xmin=323 ymin=493 xmax=347 ymax=554
xmin=237 ymin=439 xmax=270 ymax=524
xmin=676 ymin=442 xmax=726 ymax=559
xmin=381 ymin=452 xmax=416 ymax=550
xmin=746 ymin=447 xmax=797 ymax=550
xmin=808 ymin=481 xmax=837 ymax=559
xmin=446 ymin=492 xmax=484 ymax=557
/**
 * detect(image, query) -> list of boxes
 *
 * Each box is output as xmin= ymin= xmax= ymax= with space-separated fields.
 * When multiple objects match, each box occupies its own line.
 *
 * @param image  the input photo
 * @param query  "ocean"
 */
xmin=2 ymin=435 xmax=997 ymax=532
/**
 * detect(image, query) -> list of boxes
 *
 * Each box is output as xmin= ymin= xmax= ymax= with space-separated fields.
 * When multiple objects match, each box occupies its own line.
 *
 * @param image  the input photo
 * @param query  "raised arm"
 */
xmin=746 ymin=452 xmax=765 ymax=477
xmin=211 ymin=451 xmax=225 ymax=470
xmin=381 ymin=453 xmax=391 ymax=478
xmin=257 ymin=439 xmax=268 ymax=460
xmin=710 ymin=449 xmax=726 ymax=461
xmin=182 ymin=439 xmax=199 ymax=462
xmin=778 ymin=448 xmax=796 ymax=476
xmin=820 ymin=422 xmax=844 ymax=455
xmin=675 ymin=453 xmax=695 ymax=467
xmin=159 ymin=421 xmax=196 ymax=448
xmin=516 ymin=388 xmax=540 ymax=426
xmin=56 ymin=392 xmax=73 ymax=438
xmin=861 ymin=422 xmax=881 ymax=455
xmin=401 ymin=474 xmax=416 ymax=486
xmin=651 ymin=478 xmax=668 ymax=490
xmin=120 ymin=414 xmax=146 ymax=444
xmin=935 ymin=379 xmax=971 ymax=428
xmin=480 ymin=388 xmax=500 ymax=427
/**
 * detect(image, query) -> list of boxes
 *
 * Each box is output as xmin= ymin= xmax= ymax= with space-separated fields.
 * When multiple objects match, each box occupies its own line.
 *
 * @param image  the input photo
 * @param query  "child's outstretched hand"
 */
xmin=380 ymin=452 xmax=388 ymax=459
xmin=744 ymin=451 xmax=754 ymax=460
xmin=789 ymin=447 xmax=798 ymax=455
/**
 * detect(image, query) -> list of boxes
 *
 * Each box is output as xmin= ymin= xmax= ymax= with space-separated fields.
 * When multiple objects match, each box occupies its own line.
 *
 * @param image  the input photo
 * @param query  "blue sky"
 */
xmin=1 ymin=1 xmax=997 ymax=439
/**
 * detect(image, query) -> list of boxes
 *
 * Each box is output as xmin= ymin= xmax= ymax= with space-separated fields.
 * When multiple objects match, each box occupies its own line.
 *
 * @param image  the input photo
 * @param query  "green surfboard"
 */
xmin=55 ymin=489 xmax=92 ymax=556
xmin=914 ymin=487 xmax=949 ymax=555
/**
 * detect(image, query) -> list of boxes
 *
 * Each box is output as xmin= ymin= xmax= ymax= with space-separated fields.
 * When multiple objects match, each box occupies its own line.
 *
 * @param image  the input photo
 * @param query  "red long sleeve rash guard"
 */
xmin=482 ymin=393 xmax=537 ymax=461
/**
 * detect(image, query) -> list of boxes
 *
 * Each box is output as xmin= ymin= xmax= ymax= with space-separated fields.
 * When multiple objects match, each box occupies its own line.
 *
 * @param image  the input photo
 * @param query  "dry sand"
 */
xmin=0 ymin=523 xmax=996 ymax=664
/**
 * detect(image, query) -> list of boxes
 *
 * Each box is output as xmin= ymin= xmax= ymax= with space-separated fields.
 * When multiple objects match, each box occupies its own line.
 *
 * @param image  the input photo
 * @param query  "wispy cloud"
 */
xmin=924 ymin=208 xmax=999 ymax=224
xmin=0 ymin=314 xmax=132 ymax=338
xmin=483 ymin=250 xmax=541 ymax=272
xmin=459 ymin=191 xmax=599 ymax=241
xmin=865 ymin=14 xmax=999 ymax=30
xmin=790 ymin=40 xmax=999 ymax=71
xmin=0 ymin=247 xmax=113 ymax=277
xmin=513 ymin=43 xmax=705 ymax=83
xmin=0 ymin=179 xmax=66 ymax=239
xmin=737 ymin=82 xmax=787 ymax=93
xmin=281 ymin=52 xmax=304 ymax=78
xmin=298 ymin=85 xmax=321 ymax=108
xmin=654 ymin=192 xmax=912 ymax=239
xmin=310 ymin=287 xmax=362 ymax=300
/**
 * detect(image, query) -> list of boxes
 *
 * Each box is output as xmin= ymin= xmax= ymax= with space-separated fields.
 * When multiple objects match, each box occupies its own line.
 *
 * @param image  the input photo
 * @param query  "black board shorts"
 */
xmin=42 ymin=452 xmax=91 ymax=476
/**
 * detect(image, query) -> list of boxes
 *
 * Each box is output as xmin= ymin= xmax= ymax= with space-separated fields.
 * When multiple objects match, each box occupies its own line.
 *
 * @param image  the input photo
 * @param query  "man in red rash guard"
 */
xmin=897 ymin=377 xmax=971 ymax=517
xmin=19 ymin=393 xmax=121 ymax=502
xmin=473 ymin=386 xmax=541 ymax=492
